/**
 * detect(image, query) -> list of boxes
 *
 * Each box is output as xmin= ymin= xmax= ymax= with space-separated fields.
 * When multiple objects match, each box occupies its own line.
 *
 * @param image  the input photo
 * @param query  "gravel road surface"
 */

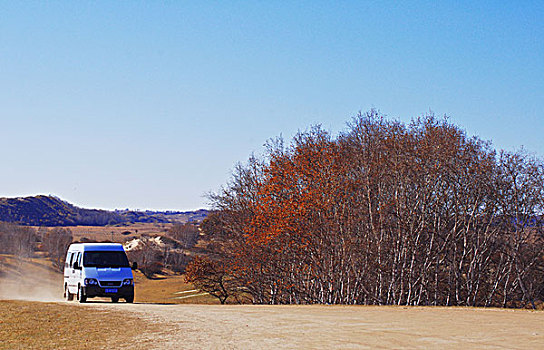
xmin=88 ymin=303 xmax=544 ymax=349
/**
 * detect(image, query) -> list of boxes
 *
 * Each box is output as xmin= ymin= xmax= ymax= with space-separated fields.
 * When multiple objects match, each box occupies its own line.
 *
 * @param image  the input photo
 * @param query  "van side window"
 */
xmin=68 ymin=252 xmax=74 ymax=268
xmin=76 ymin=252 xmax=81 ymax=267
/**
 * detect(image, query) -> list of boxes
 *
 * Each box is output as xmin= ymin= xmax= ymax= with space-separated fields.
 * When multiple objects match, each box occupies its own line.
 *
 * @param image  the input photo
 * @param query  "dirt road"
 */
xmin=88 ymin=303 xmax=544 ymax=349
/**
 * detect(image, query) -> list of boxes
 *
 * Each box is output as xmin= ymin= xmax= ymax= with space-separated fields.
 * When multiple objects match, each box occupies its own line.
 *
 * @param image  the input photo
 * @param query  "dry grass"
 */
xmin=132 ymin=270 xmax=217 ymax=304
xmin=69 ymin=223 xmax=173 ymax=243
xmin=32 ymin=223 xmax=174 ymax=244
xmin=0 ymin=253 xmax=59 ymax=275
xmin=0 ymin=300 xmax=159 ymax=350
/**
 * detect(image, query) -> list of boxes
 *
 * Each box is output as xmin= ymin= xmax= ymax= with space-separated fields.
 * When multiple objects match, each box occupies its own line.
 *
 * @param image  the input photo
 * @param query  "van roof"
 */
xmin=68 ymin=243 xmax=125 ymax=252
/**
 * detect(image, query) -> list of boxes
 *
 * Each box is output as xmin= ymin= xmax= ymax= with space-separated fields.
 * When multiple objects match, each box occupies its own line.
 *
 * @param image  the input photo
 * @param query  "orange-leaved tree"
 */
xmin=189 ymin=111 xmax=544 ymax=307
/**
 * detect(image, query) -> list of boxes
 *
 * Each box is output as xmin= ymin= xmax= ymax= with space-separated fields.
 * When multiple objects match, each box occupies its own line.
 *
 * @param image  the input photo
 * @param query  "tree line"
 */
xmin=0 ymin=223 xmax=73 ymax=271
xmin=187 ymin=111 xmax=544 ymax=307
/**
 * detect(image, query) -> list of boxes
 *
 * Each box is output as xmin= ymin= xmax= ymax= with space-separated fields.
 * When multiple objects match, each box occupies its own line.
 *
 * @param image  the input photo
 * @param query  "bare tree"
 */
xmin=43 ymin=227 xmax=73 ymax=271
xmin=0 ymin=223 xmax=38 ymax=260
xmin=126 ymin=240 xmax=164 ymax=278
xmin=185 ymin=256 xmax=238 ymax=304
xmin=167 ymin=223 xmax=199 ymax=249
xmin=190 ymin=111 xmax=544 ymax=308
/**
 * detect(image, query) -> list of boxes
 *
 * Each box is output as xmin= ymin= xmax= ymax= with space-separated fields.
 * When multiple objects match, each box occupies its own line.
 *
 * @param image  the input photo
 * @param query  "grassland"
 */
xmin=50 ymin=223 xmax=174 ymax=243
xmin=132 ymin=271 xmax=216 ymax=304
xmin=0 ymin=300 xmax=159 ymax=350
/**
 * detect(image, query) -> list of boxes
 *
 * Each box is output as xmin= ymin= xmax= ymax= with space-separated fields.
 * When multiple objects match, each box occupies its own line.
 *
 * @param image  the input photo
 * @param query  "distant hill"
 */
xmin=0 ymin=195 xmax=208 ymax=226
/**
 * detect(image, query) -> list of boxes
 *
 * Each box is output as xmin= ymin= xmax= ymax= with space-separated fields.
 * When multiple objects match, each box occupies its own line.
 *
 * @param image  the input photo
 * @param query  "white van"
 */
xmin=63 ymin=243 xmax=136 ymax=303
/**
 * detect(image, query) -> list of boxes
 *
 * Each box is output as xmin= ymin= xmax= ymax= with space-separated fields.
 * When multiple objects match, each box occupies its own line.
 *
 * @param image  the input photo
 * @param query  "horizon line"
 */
xmin=0 ymin=193 xmax=210 ymax=213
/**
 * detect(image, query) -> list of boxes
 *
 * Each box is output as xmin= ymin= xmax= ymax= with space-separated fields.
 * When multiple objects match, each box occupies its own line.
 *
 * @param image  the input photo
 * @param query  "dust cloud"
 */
xmin=0 ymin=257 xmax=63 ymax=302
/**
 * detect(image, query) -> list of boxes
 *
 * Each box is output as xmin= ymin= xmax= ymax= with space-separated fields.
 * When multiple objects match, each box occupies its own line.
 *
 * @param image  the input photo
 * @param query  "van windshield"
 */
xmin=83 ymin=251 xmax=130 ymax=268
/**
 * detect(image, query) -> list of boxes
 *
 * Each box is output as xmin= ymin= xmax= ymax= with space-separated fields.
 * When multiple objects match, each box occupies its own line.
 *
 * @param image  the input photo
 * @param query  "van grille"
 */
xmin=100 ymin=281 xmax=121 ymax=287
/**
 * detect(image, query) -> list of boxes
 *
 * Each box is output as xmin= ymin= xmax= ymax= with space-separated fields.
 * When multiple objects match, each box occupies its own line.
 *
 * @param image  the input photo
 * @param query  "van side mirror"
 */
xmin=131 ymin=262 xmax=138 ymax=270
xmin=73 ymin=261 xmax=80 ymax=270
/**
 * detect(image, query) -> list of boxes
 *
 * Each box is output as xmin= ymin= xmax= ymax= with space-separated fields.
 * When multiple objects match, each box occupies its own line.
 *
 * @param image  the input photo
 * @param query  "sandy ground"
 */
xmin=85 ymin=302 xmax=544 ymax=349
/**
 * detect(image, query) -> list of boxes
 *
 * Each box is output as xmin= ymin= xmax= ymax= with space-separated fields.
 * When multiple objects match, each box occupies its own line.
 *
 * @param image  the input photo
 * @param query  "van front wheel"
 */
xmin=111 ymin=297 xmax=119 ymax=303
xmin=77 ymin=285 xmax=87 ymax=303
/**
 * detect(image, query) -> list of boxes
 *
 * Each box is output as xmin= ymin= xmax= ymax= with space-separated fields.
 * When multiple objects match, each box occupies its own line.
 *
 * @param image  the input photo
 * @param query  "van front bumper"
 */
xmin=83 ymin=285 xmax=134 ymax=299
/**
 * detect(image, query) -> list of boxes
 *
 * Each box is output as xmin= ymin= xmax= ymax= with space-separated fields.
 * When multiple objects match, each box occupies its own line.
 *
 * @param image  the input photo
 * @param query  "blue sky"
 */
xmin=0 ymin=1 xmax=542 ymax=210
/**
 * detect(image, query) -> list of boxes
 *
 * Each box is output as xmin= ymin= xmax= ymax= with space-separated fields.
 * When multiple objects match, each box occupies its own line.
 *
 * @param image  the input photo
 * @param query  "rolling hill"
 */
xmin=0 ymin=195 xmax=208 ymax=226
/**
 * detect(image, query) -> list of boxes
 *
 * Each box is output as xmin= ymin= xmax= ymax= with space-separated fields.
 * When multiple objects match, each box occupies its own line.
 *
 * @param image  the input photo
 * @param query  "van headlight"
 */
xmin=84 ymin=278 xmax=98 ymax=286
xmin=122 ymin=279 xmax=133 ymax=286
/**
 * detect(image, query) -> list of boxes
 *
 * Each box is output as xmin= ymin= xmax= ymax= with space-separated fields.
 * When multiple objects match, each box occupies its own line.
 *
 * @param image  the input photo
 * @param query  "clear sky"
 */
xmin=1 ymin=1 xmax=542 ymax=211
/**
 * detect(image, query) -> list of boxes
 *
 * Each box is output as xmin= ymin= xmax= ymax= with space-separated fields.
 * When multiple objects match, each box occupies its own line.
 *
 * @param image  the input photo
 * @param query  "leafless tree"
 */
xmin=185 ymin=256 xmax=239 ymax=304
xmin=187 ymin=111 xmax=544 ymax=308
xmin=42 ymin=227 xmax=73 ymax=271
xmin=0 ymin=223 xmax=38 ymax=260
xmin=126 ymin=240 xmax=164 ymax=278
xmin=167 ymin=223 xmax=199 ymax=249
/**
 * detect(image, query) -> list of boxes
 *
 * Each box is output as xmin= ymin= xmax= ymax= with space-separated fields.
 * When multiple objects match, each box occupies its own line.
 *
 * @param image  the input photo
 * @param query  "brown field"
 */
xmin=0 ymin=300 xmax=159 ymax=350
xmin=133 ymin=272 xmax=216 ymax=304
xmin=43 ymin=223 xmax=174 ymax=243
